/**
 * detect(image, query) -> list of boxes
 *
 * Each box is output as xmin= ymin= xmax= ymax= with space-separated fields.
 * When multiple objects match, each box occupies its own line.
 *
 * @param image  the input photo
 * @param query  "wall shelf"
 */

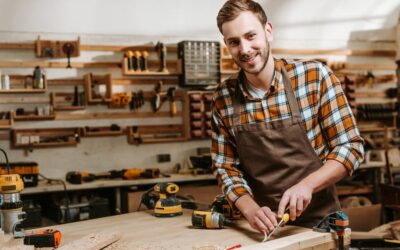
xmin=81 ymin=125 xmax=125 ymax=137
xmin=51 ymin=92 xmax=86 ymax=111
xmin=0 ymin=74 xmax=47 ymax=94
xmin=127 ymin=124 xmax=186 ymax=144
xmin=84 ymin=73 xmax=112 ymax=103
xmin=12 ymin=128 xmax=80 ymax=149
xmin=11 ymin=110 xmax=55 ymax=122
xmin=0 ymin=111 xmax=13 ymax=129
xmin=121 ymin=58 xmax=181 ymax=76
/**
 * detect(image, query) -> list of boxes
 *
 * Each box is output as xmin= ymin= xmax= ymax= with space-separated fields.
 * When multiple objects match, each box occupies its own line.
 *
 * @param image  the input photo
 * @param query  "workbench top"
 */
xmin=21 ymin=174 xmax=216 ymax=195
xmin=4 ymin=210 xmax=345 ymax=250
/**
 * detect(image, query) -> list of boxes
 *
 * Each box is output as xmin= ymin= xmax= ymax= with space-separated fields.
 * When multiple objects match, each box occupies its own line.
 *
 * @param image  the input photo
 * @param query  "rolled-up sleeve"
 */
xmin=211 ymin=90 xmax=253 ymax=204
xmin=318 ymin=64 xmax=365 ymax=175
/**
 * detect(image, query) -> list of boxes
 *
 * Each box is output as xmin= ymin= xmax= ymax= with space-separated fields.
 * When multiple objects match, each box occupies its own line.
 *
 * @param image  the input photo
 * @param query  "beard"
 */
xmin=233 ymin=40 xmax=270 ymax=75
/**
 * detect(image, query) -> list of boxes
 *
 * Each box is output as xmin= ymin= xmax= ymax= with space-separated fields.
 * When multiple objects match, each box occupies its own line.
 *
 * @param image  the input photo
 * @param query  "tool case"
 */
xmin=178 ymin=41 xmax=221 ymax=87
xmin=0 ymin=161 xmax=39 ymax=187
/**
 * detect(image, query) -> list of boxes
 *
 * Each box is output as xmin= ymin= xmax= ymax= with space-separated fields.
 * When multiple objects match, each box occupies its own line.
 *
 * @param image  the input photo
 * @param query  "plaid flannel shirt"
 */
xmin=211 ymin=58 xmax=365 ymax=204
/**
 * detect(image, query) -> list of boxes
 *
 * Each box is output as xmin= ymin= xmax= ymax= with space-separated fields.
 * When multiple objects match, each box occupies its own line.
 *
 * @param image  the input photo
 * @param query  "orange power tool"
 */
xmin=24 ymin=229 xmax=62 ymax=248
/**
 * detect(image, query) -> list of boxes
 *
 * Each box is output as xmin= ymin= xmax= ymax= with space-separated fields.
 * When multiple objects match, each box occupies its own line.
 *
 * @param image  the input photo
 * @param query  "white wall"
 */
xmin=0 ymin=0 xmax=398 ymax=178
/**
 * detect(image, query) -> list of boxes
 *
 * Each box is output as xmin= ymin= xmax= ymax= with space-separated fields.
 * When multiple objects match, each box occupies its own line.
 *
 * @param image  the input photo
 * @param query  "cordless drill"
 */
xmin=211 ymin=194 xmax=241 ymax=220
xmin=192 ymin=210 xmax=225 ymax=229
xmin=153 ymin=183 xmax=182 ymax=217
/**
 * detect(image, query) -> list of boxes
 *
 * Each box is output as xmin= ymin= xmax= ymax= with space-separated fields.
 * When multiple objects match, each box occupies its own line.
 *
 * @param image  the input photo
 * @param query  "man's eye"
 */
xmin=229 ymin=41 xmax=239 ymax=46
xmin=248 ymin=34 xmax=256 ymax=39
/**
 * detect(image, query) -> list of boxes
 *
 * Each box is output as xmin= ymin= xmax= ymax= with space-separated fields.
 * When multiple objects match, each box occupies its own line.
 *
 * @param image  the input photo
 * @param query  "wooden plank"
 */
xmin=0 ymin=61 xmax=120 ymax=68
xmin=0 ymin=96 xmax=49 ymax=104
xmin=0 ymin=43 xmax=34 ymax=50
xmin=48 ymin=79 xmax=85 ymax=86
xmin=58 ymin=231 xmax=122 ymax=250
xmin=336 ymin=185 xmax=373 ymax=196
xmin=112 ymin=78 xmax=178 ymax=85
xmin=332 ymin=62 xmax=397 ymax=71
xmin=271 ymin=48 xmax=396 ymax=57
xmin=55 ymin=111 xmax=182 ymax=120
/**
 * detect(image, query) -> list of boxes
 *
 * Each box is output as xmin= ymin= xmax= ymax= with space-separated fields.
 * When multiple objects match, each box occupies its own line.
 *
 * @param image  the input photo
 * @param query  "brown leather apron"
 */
xmin=232 ymin=66 xmax=341 ymax=227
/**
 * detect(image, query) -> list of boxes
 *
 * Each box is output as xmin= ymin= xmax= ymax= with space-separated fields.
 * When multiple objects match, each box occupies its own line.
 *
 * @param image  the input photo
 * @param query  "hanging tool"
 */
xmin=151 ymin=81 xmax=177 ymax=116
xmin=125 ymin=51 xmax=134 ymax=71
xmin=263 ymin=208 xmax=290 ymax=242
xmin=153 ymin=182 xmax=182 ymax=217
xmin=211 ymin=194 xmax=241 ymax=220
xmin=62 ymin=42 xmax=75 ymax=68
xmin=130 ymin=91 xmax=145 ymax=111
xmin=109 ymin=168 xmax=160 ymax=180
xmin=134 ymin=51 xmax=142 ymax=72
xmin=130 ymin=126 xmax=143 ymax=145
xmin=192 ymin=210 xmax=226 ymax=229
xmin=167 ymin=87 xmax=177 ymax=116
xmin=141 ymin=51 xmax=149 ymax=72
xmin=23 ymin=229 xmax=62 ymax=248
xmin=155 ymin=42 xmax=168 ymax=73
xmin=0 ymin=148 xmax=25 ymax=238
xmin=66 ymin=168 xmax=160 ymax=184
xmin=151 ymin=81 xmax=163 ymax=112
xmin=313 ymin=211 xmax=349 ymax=250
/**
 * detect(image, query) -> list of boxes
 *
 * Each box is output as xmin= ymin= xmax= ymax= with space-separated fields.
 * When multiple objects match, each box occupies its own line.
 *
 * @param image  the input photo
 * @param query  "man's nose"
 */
xmin=239 ymin=40 xmax=251 ymax=54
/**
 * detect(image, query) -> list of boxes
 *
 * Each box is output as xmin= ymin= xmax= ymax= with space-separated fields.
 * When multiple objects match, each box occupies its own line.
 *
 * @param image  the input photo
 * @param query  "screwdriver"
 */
xmin=262 ymin=208 xmax=290 ymax=242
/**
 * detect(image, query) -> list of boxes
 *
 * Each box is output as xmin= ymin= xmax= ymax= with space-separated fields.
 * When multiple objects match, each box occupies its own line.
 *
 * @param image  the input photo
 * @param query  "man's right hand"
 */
xmin=235 ymin=194 xmax=278 ymax=234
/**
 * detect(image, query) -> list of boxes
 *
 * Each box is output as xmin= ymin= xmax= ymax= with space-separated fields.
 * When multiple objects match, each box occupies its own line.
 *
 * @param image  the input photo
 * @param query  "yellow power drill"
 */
xmin=211 ymin=194 xmax=241 ymax=220
xmin=153 ymin=183 xmax=182 ymax=217
xmin=192 ymin=210 xmax=226 ymax=229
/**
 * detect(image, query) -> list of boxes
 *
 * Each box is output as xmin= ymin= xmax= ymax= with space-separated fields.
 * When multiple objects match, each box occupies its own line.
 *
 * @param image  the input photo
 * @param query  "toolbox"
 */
xmin=0 ymin=161 xmax=39 ymax=187
xmin=178 ymin=41 xmax=221 ymax=87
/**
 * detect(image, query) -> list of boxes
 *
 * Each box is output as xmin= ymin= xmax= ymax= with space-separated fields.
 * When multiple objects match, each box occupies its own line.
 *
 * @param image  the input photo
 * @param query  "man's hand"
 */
xmin=235 ymin=195 xmax=278 ymax=234
xmin=277 ymin=160 xmax=348 ymax=221
xmin=277 ymin=181 xmax=313 ymax=221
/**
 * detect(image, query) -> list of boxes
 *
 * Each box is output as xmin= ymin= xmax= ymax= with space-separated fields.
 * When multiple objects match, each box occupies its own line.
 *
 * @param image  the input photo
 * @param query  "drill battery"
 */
xmin=0 ymin=162 xmax=39 ymax=187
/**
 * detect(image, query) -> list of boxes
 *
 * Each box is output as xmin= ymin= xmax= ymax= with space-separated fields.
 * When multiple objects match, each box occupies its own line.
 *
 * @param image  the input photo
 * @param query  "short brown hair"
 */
xmin=216 ymin=0 xmax=268 ymax=34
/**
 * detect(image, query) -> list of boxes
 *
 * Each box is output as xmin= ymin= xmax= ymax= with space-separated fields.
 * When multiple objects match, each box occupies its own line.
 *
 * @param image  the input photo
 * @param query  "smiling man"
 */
xmin=211 ymin=0 xmax=365 ymax=234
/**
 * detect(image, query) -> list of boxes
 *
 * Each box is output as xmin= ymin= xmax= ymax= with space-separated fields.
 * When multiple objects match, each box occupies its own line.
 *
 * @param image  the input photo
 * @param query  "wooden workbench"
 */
xmin=4 ymin=210 xmax=348 ymax=250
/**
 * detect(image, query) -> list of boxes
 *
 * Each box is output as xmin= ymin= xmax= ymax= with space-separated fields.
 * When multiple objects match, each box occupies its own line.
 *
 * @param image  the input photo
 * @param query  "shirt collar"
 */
xmin=238 ymin=58 xmax=282 ymax=101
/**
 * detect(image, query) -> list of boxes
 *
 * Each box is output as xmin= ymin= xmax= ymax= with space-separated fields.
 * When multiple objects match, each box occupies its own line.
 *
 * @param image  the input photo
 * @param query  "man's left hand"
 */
xmin=277 ymin=181 xmax=313 ymax=221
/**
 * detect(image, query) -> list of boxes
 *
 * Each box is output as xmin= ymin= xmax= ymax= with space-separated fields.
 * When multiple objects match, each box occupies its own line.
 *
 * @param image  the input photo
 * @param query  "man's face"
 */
xmin=222 ymin=11 xmax=273 ymax=75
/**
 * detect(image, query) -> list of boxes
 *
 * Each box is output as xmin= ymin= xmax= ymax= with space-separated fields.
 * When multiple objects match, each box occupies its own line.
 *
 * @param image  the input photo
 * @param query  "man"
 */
xmin=211 ymin=0 xmax=365 ymax=234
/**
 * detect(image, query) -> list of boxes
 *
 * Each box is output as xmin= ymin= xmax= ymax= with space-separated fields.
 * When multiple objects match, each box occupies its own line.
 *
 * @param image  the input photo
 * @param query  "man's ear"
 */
xmin=264 ymin=21 xmax=273 ymax=42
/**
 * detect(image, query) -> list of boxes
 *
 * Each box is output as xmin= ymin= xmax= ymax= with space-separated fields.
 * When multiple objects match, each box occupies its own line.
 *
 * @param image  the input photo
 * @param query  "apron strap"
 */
xmin=281 ymin=67 xmax=302 ymax=120
xmin=232 ymin=71 xmax=244 ymax=127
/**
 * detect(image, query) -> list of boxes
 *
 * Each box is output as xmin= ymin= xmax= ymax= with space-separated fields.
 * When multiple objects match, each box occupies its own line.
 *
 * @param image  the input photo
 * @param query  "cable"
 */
xmin=0 ymin=148 xmax=10 ymax=174
xmin=39 ymin=173 xmax=71 ymax=223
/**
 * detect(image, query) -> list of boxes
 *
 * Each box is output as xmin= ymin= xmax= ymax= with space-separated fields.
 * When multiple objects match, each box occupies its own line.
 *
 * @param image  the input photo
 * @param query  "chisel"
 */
xmin=262 ymin=208 xmax=290 ymax=242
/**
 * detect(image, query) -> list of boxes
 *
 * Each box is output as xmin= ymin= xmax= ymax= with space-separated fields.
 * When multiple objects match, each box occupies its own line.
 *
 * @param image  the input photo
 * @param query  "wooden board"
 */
xmin=58 ymin=231 xmax=122 ymax=250
xmin=5 ymin=210 xmax=347 ymax=250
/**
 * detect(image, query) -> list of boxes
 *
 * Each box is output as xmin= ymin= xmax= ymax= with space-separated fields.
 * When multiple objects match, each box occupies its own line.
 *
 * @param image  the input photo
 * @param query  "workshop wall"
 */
xmin=0 ymin=0 xmax=398 ymax=178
